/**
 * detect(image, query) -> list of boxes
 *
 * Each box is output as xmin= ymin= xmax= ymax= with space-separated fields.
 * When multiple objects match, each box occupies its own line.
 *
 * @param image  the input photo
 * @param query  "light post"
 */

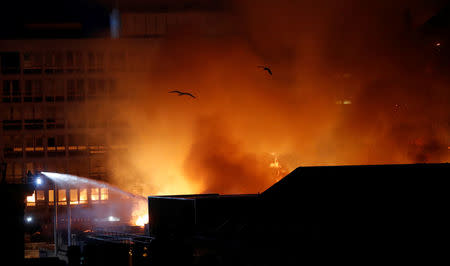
xmin=54 ymin=183 xmax=58 ymax=256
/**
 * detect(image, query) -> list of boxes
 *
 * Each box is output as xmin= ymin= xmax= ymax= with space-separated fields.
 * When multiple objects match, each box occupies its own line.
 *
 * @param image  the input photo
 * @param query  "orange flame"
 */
xmin=131 ymin=200 xmax=149 ymax=227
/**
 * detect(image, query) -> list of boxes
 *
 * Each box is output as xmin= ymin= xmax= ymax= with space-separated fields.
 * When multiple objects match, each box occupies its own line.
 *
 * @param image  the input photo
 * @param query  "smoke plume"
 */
xmin=101 ymin=0 xmax=449 ymax=196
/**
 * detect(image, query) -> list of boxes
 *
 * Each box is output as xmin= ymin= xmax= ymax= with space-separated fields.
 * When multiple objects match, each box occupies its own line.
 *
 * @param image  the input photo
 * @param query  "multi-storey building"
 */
xmin=0 ymin=4 xmax=224 ymax=255
xmin=0 ymin=5 xmax=222 ymax=184
xmin=0 ymin=39 xmax=137 ymax=183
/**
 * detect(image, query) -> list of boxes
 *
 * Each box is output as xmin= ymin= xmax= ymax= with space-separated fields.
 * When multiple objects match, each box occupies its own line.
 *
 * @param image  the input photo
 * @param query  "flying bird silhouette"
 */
xmin=258 ymin=65 xmax=272 ymax=75
xmin=169 ymin=90 xmax=196 ymax=98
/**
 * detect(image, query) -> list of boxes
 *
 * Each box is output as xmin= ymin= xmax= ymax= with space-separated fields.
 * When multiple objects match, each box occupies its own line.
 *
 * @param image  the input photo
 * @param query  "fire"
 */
xmin=269 ymin=153 xmax=281 ymax=169
xmin=131 ymin=200 xmax=149 ymax=227
xmin=269 ymin=153 xmax=284 ymax=181
xmin=135 ymin=215 xmax=149 ymax=227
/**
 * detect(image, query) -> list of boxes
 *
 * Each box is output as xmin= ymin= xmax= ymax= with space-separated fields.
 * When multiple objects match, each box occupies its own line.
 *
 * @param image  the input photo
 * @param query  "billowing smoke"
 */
xmin=99 ymin=0 xmax=449 ymax=196
xmin=183 ymin=116 xmax=278 ymax=194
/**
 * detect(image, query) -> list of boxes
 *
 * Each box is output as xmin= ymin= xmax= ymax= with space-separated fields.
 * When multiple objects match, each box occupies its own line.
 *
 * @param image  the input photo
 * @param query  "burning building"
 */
xmin=23 ymin=172 xmax=147 ymax=259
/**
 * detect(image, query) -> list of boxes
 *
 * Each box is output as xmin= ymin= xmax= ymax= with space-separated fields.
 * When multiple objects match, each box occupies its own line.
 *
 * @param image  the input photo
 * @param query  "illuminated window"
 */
xmin=48 ymin=190 xmax=54 ymax=205
xmin=79 ymin=189 xmax=88 ymax=204
xmin=27 ymin=191 xmax=36 ymax=206
xmin=58 ymin=189 xmax=67 ymax=205
xmin=70 ymin=189 xmax=79 ymax=205
xmin=36 ymin=190 xmax=45 ymax=201
xmin=91 ymin=188 xmax=99 ymax=201
xmin=100 ymin=188 xmax=108 ymax=201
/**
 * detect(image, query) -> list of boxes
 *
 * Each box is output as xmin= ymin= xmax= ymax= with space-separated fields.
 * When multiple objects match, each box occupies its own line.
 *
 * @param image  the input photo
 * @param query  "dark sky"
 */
xmin=0 ymin=0 xmax=448 ymax=39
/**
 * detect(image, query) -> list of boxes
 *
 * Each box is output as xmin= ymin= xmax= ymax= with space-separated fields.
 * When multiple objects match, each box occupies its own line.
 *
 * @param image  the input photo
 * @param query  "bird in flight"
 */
xmin=258 ymin=65 xmax=272 ymax=75
xmin=169 ymin=90 xmax=196 ymax=98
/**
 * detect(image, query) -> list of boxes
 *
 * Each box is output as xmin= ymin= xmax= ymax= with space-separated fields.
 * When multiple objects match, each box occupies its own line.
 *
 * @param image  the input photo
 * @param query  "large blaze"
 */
xmin=77 ymin=0 xmax=448 ymax=196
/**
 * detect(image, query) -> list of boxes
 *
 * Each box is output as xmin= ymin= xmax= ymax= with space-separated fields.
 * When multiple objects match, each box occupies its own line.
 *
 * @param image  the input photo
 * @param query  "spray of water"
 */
xmin=41 ymin=172 xmax=145 ymax=200
xmin=41 ymin=172 xmax=149 ymax=226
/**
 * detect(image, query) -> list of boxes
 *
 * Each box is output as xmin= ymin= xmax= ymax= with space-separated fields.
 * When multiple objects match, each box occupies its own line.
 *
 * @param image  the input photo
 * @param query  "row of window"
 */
xmin=27 ymin=188 xmax=109 ymax=206
xmin=2 ymin=79 xmax=120 ymax=103
xmin=3 ymin=140 xmax=128 ymax=158
xmin=5 ymin=160 xmax=107 ymax=181
xmin=2 ymin=118 xmax=127 ymax=130
xmin=1 ymin=51 xmax=128 ymax=74
xmin=3 ymin=134 xmax=124 ymax=148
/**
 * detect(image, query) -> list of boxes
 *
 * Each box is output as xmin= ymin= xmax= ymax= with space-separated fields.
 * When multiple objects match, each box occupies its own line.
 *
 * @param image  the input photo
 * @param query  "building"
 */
xmin=0 ymin=2 xmax=225 ymax=184
xmin=0 ymin=2 xmax=226 ymax=261
xmin=145 ymin=163 xmax=449 ymax=265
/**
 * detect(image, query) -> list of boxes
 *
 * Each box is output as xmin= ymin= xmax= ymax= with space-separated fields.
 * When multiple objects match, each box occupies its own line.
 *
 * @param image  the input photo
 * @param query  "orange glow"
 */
xmin=58 ymin=189 xmax=67 ymax=205
xmin=26 ymin=191 xmax=36 ymax=206
xmin=48 ymin=190 xmax=54 ymax=205
xmin=131 ymin=200 xmax=148 ymax=227
xmin=36 ymin=190 xmax=45 ymax=201
xmin=70 ymin=189 xmax=78 ymax=205
xmin=100 ymin=188 xmax=108 ymax=200
xmin=91 ymin=188 xmax=99 ymax=201
xmin=135 ymin=215 xmax=149 ymax=227
xmin=87 ymin=5 xmax=450 ymax=196
xmin=79 ymin=189 xmax=88 ymax=204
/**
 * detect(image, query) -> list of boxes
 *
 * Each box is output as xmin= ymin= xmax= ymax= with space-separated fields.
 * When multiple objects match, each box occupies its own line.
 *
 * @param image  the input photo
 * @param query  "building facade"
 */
xmin=0 ymin=38 xmax=156 ymax=183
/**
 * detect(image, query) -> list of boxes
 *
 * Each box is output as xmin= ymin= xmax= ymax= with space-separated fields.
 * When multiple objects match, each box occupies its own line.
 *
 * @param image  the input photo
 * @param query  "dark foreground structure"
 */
xmin=3 ymin=163 xmax=448 ymax=265
xmin=146 ymin=163 xmax=448 ymax=266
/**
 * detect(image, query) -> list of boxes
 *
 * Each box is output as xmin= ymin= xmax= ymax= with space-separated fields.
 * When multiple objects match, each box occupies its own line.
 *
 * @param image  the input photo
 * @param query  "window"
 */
xmin=88 ymin=52 xmax=95 ymax=70
xmin=13 ymin=163 xmax=23 ymax=180
xmin=36 ymin=190 xmax=45 ymax=201
xmin=58 ymin=189 xmax=67 ymax=205
xmin=66 ymin=51 xmax=74 ymax=70
xmin=47 ymin=135 xmax=65 ymax=155
xmin=46 ymin=106 xmax=65 ymax=129
xmin=2 ymin=80 xmax=20 ymax=103
xmin=45 ymin=51 xmax=64 ymax=73
xmin=74 ymin=51 xmax=83 ymax=72
xmin=44 ymin=79 xmax=56 ymax=102
xmin=24 ymin=106 xmax=44 ymax=130
xmin=47 ymin=161 xmax=66 ymax=174
xmin=67 ymin=80 xmax=75 ymax=101
xmin=91 ymin=188 xmax=99 ymax=201
xmin=4 ymin=161 xmax=23 ymax=180
xmin=54 ymin=79 xmax=64 ymax=101
xmin=68 ymin=134 xmax=87 ymax=155
xmin=3 ymin=107 xmax=22 ymax=131
xmin=3 ymin=120 xmax=22 ymax=131
xmin=100 ymin=188 xmax=108 ymax=201
xmin=27 ymin=191 xmax=36 ymax=206
xmin=67 ymin=159 xmax=88 ymax=177
xmin=70 ymin=189 xmax=78 ymax=205
xmin=48 ymin=190 xmax=54 ymax=205
xmin=88 ymin=135 xmax=106 ymax=154
xmin=23 ymin=52 xmax=43 ymax=74
xmin=90 ymin=157 xmax=106 ymax=178
xmin=3 ymin=136 xmax=23 ymax=158
xmin=88 ymin=52 xmax=104 ymax=72
xmin=76 ymin=79 xmax=85 ymax=101
xmin=1 ymin=52 xmax=20 ymax=74
xmin=25 ymin=135 xmax=44 ymax=156
xmin=24 ymin=80 xmax=43 ymax=102
xmin=80 ymin=189 xmax=88 ymax=204
xmin=67 ymin=79 xmax=84 ymax=101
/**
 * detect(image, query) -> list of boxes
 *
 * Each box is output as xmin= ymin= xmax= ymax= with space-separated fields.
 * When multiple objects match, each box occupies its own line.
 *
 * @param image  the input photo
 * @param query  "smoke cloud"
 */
xmin=100 ymin=0 xmax=449 ymax=196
